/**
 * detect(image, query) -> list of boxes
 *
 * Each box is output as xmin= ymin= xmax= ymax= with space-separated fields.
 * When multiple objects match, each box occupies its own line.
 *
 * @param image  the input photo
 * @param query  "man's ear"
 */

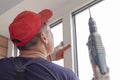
xmin=39 ymin=32 xmax=48 ymax=44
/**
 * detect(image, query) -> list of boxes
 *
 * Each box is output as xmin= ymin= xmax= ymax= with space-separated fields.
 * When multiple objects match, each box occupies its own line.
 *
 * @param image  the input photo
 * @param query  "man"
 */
xmin=0 ymin=9 xmax=79 ymax=80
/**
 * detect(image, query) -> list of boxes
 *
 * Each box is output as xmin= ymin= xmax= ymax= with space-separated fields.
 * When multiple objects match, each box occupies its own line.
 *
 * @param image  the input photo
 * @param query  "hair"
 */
xmin=17 ymin=23 xmax=48 ymax=50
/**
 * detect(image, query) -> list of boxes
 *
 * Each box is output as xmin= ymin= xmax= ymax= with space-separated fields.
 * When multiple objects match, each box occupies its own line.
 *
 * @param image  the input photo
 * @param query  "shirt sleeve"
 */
xmin=60 ymin=67 xmax=80 ymax=80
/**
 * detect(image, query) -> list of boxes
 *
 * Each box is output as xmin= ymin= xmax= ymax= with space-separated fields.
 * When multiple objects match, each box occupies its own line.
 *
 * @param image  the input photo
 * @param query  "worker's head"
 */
xmin=9 ymin=9 xmax=54 ymax=53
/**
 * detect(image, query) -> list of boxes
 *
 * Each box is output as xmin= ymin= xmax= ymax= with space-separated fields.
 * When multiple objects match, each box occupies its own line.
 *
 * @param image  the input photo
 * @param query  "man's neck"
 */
xmin=19 ymin=49 xmax=48 ymax=59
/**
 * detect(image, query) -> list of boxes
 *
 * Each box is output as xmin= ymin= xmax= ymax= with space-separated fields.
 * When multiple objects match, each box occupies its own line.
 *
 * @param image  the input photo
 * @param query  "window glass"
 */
xmin=75 ymin=9 xmax=92 ymax=80
xmin=74 ymin=0 xmax=120 ymax=80
xmin=51 ymin=22 xmax=64 ymax=66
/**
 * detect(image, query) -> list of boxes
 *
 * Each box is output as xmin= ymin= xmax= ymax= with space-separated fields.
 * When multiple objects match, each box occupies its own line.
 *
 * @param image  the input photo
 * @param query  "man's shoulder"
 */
xmin=40 ymin=60 xmax=79 ymax=80
xmin=0 ymin=57 xmax=14 ymax=64
xmin=0 ymin=57 xmax=15 ymax=73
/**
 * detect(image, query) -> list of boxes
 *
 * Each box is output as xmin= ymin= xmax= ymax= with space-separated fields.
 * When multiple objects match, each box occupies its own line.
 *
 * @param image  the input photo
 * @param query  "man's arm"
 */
xmin=47 ymin=42 xmax=71 ymax=61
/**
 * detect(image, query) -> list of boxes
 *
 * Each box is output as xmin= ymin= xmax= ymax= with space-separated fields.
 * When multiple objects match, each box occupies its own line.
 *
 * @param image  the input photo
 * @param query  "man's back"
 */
xmin=0 ymin=57 xmax=79 ymax=80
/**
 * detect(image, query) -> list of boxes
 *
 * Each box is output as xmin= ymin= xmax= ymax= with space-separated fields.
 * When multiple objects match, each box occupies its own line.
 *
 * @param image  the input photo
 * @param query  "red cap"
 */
xmin=9 ymin=9 xmax=53 ymax=46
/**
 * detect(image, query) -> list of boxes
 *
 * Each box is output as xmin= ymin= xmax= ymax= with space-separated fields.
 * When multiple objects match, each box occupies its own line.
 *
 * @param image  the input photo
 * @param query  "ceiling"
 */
xmin=0 ymin=0 xmax=23 ymax=15
xmin=0 ymin=0 xmax=70 ymax=16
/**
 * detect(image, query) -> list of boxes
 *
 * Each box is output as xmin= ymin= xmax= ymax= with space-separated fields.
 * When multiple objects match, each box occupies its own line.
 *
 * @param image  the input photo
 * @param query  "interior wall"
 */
xmin=49 ymin=0 xmax=98 ymax=23
xmin=0 ymin=35 xmax=8 ymax=59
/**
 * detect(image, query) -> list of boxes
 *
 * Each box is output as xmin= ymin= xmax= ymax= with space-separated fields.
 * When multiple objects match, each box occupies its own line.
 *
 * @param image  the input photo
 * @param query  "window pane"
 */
xmin=75 ymin=9 xmax=93 ymax=80
xmin=51 ymin=23 xmax=63 ymax=47
xmin=75 ymin=0 xmax=120 ymax=80
xmin=51 ymin=23 xmax=64 ymax=66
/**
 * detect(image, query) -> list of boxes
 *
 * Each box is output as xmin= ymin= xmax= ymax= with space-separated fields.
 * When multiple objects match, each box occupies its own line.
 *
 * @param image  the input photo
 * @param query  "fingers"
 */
xmin=50 ymin=42 xmax=71 ymax=61
xmin=93 ymin=66 xmax=110 ymax=80
xmin=61 ymin=44 xmax=71 ymax=51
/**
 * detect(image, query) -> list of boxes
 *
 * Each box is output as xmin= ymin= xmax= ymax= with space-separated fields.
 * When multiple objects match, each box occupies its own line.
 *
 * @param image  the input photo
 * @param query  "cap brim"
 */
xmin=38 ymin=9 xmax=53 ymax=22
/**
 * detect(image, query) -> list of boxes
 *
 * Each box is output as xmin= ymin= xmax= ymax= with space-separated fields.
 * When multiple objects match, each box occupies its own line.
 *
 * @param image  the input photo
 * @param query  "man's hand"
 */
xmin=48 ymin=42 xmax=71 ymax=61
xmin=56 ymin=44 xmax=71 ymax=60
xmin=92 ymin=65 xmax=110 ymax=80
